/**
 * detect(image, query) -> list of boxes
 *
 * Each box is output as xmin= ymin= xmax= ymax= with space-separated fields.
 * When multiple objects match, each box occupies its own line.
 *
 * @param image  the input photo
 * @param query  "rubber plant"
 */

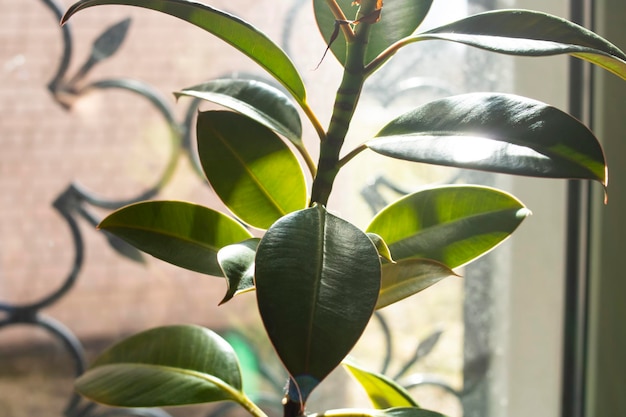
xmin=61 ymin=1 xmax=626 ymax=417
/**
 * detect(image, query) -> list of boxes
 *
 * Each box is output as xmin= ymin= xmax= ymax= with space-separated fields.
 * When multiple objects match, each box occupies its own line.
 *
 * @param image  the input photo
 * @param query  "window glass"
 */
xmin=0 ymin=1 xmax=569 ymax=417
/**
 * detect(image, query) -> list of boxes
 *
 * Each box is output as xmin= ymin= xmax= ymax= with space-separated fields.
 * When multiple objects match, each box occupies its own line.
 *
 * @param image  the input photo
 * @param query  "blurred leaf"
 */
xmin=377 ymin=259 xmax=457 ymax=309
xmin=217 ymin=238 xmax=260 ymax=305
xmin=366 ymin=185 xmax=530 ymax=268
xmin=314 ymin=0 xmax=433 ymax=66
xmin=176 ymin=78 xmax=303 ymax=147
xmin=76 ymin=325 xmax=245 ymax=407
xmin=413 ymin=329 xmax=443 ymax=364
xmin=401 ymin=9 xmax=626 ymax=80
xmin=197 ymin=111 xmax=307 ymax=229
xmin=367 ymin=233 xmax=394 ymax=263
xmin=62 ymin=0 xmax=308 ymax=103
xmin=92 ymin=17 xmax=131 ymax=61
xmin=393 ymin=329 xmax=444 ymax=380
xmin=311 ymin=407 xmax=449 ymax=417
xmin=99 ymin=200 xmax=252 ymax=276
xmin=342 ymin=360 xmax=419 ymax=409
xmin=368 ymin=93 xmax=607 ymax=186
xmin=255 ymin=205 xmax=381 ymax=402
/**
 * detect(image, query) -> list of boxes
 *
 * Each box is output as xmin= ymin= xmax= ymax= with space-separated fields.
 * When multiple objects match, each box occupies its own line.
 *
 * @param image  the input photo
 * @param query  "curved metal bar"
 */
xmin=401 ymin=374 xmax=462 ymax=398
xmin=0 ymin=187 xmax=85 ymax=314
xmin=70 ymin=78 xmax=183 ymax=209
xmin=180 ymin=96 xmax=205 ymax=176
xmin=372 ymin=311 xmax=393 ymax=375
xmin=36 ymin=315 xmax=89 ymax=415
xmin=41 ymin=0 xmax=74 ymax=96
xmin=281 ymin=0 xmax=307 ymax=55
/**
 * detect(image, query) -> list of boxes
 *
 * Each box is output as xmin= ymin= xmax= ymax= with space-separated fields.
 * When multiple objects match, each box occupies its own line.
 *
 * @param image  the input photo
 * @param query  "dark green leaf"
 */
xmin=217 ymin=238 xmax=259 ymax=305
xmin=377 ymin=259 xmax=458 ymax=309
xmin=99 ymin=200 xmax=252 ymax=276
xmin=342 ymin=360 xmax=419 ymax=409
xmin=197 ymin=111 xmax=307 ymax=230
xmin=410 ymin=10 xmax=626 ymax=80
xmin=255 ymin=205 xmax=381 ymax=402
xmin=62 ymin=0 xmax=308 ymax=102
xmin=311 ymin=407 xmax=449 ymax=417
xmin=368 ymin=93 xmax=607 ymax=186
xmin=75 ymin=325 xmax=244 ymax=407
xmin=176 ymin=78 xmax=303 ymax=147
xmin=366 ymin=185 xmax=530 ymax=268
xmin=314 ymin=0 xmax=433 ymax=66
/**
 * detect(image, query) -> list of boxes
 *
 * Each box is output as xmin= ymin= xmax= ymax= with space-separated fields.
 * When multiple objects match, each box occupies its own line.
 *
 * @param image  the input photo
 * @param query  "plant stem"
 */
xmin=301 ymin=101 xmax=328 ymax=144
xmin=365 ymin=36 xmax=423 ymax=75
xmin=283 ymin=396 xmax=305 ymax=417
xmin=337 ymin=143 xmax=368 ymax=169
xmin=239 ymin=394 xmax=269 ymax=417
xmin=310 ymin=0 xmax=379 ymax=206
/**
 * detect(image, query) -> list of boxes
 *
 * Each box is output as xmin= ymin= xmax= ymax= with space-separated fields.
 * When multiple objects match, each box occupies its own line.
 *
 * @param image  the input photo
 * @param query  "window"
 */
xmin=2 ymin=1 xmax=617 ymax=416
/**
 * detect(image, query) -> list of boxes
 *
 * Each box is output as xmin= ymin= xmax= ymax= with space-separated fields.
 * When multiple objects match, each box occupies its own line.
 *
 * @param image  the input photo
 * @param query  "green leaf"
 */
xmin=176 ymin=78 xmax=303 ymax=147
xmin=197 ymin=111 xmax=307 ymax=230
xmin=75 ymin=325 xmax=244 ymax=407
xmin=366 ymin=185 xmax=530 ymax=268
xmin=217 ymin=238 xmax=259 ymax=305
xmin=368 ymin=93 xmax=607 ymax=186
xmin=342 ymin=360 xmax=419 ymax=409
xmin=377 ymin=259 xmax=458 ymax=309
xmin=368 ymin=233 xmax=395 ymax=263
xmin=310 ymin=407 xmax=449 ymax=417
xmin=99 ymin=201 xmax=252 ymax=276
xmin=411 ymin=9 xmax=626 ymax=80
xmin=255 ymin=205 xmax=381 ymax=402
xmin=314 ymin=0 xmax=433 ymax=66
xmin=61 ymin=0 xmax=308 ymax=103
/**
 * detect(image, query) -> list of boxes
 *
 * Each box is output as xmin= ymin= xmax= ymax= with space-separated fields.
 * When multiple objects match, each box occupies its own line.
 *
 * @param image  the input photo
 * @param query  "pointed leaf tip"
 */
xmin=369 ymin=93 xmax=608 ymax=185
xmin=342 ymin=360 xmax=419 ymax=409
xmin=61 ymin=0 xmax=307 ymax=102
xmin=255 ymin=206 xmax=381 ymax=401
xmin=217 ymin=238 xmax=259 ymax=305
xmin=367 ymin=185 xmax=529 ymax=269
xmin=99 ymin=201 xmax=252 ymax=277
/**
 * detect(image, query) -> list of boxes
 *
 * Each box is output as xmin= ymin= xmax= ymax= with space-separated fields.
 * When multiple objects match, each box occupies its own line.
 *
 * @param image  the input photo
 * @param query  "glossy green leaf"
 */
xmin=366 ymin=185 xmax=530 ymax=268
xmin=368 ymin=93 xmax=607 ymax=186
xmin=75 ymin=325 xmax=245 ymax=407
xmin=377 ymin=259 xmax=458 ymax=309
xmin=368 ymin=233 xmax=394 ymax=263
xmin=255 ymin=205 xmax=381 ymax=402
xmin=400 ymin=9 xmax=626 ymax=80
xmin=342 ymin=360 xmax=419 ymax=409
xmin=311 ymin=407 xmax=448 ymax=417
xmin=314 ymin=0 xmax=433 ymax=66
xmin=176 ymin=78 xmax=303 ymax=147
xmin=99 ymin=201 xmax=252 ymax=276
xmin=217 ymin=238 xmax=259 ymax=305
xmin=61 ymin=0 xmax=308 ymax=103
xmin=197 ymin=111 xmax=307 ymax=230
